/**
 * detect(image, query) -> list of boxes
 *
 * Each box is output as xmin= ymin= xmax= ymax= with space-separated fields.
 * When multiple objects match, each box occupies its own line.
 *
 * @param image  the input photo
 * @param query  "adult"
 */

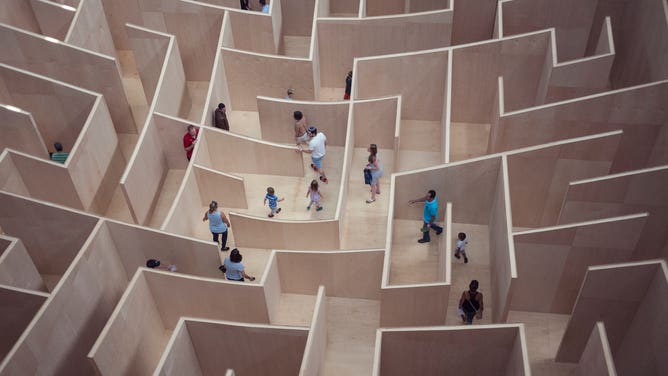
xmin=408 ymin=189 xmax=443 ymax=243
xmin=240 ymin=0 xmax=251 ymax=10
xmin=183 ymin=125 xmax=198 ymax=161
xmin=146 ymin=259 xmax=177 ymax=272
xmin=294 ymin=111 xmax=309 ymax=145
xmin=51 ymin=142 xmax=69 ymax=164
xmin=344 ymin=70 xmax=352 ymax=100
xmin=214 ymin=102 xmax=230 ymax=131
xmin=365 ymin=144 xmax=383 ymax=203
xmin=202 ymin=201 xmax=231 ymax=251
xmin=285 ymin=88 xmax=294 ymax=100
xmin=260 ymin=0 xmax=269 ymax=13
xmin=458 ymin=280 xmax=484 ymax=324
xmin=223 ymin=249 xmax=256 ymax=281
xmin=298 ymin=126 xmax=328 ymax=183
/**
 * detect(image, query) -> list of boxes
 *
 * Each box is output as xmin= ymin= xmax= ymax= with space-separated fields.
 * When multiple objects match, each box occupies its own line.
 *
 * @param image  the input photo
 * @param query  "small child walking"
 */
xmin=306 ymin=179 xmax=323 ymax=211
xmin=264 ymin=187 xmax=284 ymax=217
xmin=455 ymin=232 xmax=469 ymax=263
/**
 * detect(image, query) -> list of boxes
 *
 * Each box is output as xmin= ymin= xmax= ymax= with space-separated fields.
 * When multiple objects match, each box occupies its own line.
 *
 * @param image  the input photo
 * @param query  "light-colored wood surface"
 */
xmin=0 ymin=285 xmax=48 ymax=360
xmin=0 ymin=237 xmax=46 ymax=291
xmin=574 ymin=322 xmax=617 ymax=376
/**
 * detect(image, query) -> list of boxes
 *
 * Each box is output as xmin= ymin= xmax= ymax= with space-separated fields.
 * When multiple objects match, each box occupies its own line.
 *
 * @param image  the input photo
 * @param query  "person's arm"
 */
xmin=184 ymin=138 xmax=196 ymax=151
xmin=298 ymin=147 xmax=313 ymax=154
xmin=202 ymin=211 xmax=208 ymax=221
xmin=306 ymin=190 xmax=310 ymax=198
xmin=263 ymin=197 xmax=267 ymax=206
xmin=408 ymin=195 xmax=428 ymax=205
xmin=220 ymin=211 xmax=231 ymax=228
xmin=241 ymin=267 xmax=255 ymax=281
xmin=279 ymin=197 xmax=285 ymax=202
xmin=458 ymin=291 xmax=466 ymax=310
xmin=318 ymin=190 xmax=324 ymax=199
xmin=476 ymin=293 xmax=484 ymax=319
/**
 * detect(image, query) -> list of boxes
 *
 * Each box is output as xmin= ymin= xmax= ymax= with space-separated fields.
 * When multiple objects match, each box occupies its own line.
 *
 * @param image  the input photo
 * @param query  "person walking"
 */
xmin=183 ymin=125 xmax=198 ymax=161
xmin=297 ymin=126 xmax=328 ymax=183
xmin=344 ymin=70 xmax=352 ymax=100
xmin=458 ymin=280 xmax=484 ymax=324
xmin=365 ymin=144 xmax=383 ymax=203
xmin=202 ymin=201 xmax=231 ymax=251
xmin=408 ymin=189 xmax=443 ymax=243
xmin=213 ymin=103 xmax=230 ymax=131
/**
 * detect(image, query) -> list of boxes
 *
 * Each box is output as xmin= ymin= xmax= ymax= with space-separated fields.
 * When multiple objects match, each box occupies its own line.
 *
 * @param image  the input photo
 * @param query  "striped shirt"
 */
xmin=265 ymin=193 xmax=279 ymax=208
xmin=51 ymin=152 xmax=69 ymax=164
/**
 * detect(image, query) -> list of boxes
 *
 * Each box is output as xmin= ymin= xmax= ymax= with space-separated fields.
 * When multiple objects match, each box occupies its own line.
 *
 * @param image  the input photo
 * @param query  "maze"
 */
xmin=0 ymin=0 xmax=667 ymax=374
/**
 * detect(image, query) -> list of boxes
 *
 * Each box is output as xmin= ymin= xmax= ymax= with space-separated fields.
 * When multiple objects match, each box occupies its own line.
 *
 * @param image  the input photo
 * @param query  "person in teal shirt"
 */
xmin=50 ymin=142 xmax=69 ymax=164
xmin=408 ymin=189 xmax=443 ymax=243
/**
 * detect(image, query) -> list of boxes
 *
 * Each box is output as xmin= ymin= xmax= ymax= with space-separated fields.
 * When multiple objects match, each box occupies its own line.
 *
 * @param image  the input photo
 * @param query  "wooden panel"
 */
xmin=276 ymin=250 xmax=384 ymax=299
xmin=156 ymin=322 xmax=203 ymax=376
xmin=409 ymin=0 xmax=449 ymax=13
xmin=152 ymin=113 xmax=191 ymax=170
xmin=512 ymin=214 xmax=647 ymax=314
xmin=194 ymin=165 xmax=247 ymax=209
xmin=451 ymin=0 xmax=496 ymax=44
xmin=299 ymin=286 xmax=327 ymax=376
xmin=353 ymin=97 xmax=398 ymax=149
xmin=230 ymin=212 xmax=340 ymax=249
xmin=185 ymin=319 xmax=308 ymax=375
xmin=105 ymin=220 xmax=221 ymax=279
xmin=317 ymin=12 xmax=452 ymax=87
xmin=29 ymin=0 xmax=75 ymax=40
xmin=126 ymin=25 xmax=171 ymax=105
xmin=9 ymin=152 xmax=82 ymax=208
xmin=0 ymin=286 xmax=48 ymax=360
xmin=451 ymin=31 xmax=550 ymax=123
xmin=221 ymin=48 xmax=315 ymax=111
xmin=161 ymin=169 xmax=202 ymax=237
xmin=256 ymin=97 xmax=349 ymax=146
xmin=392 ymin=156 xmax=501 ymax=224
xmin=202 ymin=128 xmax=306 ymax=176
xmin=262 ymin=252 xmax=282 ymax=323
xmin=357 ymin=49 xmax=448 ymax=121
xmin=65 ymin=0 xmax=117 ymax=58
xmin=121 ymin=119 xmax=168 ymax=225
xmin=379 ymin=326 xmax=524 ymax=375
xmin=154 ymin=39 xmax=189 ymax=117
xmin=329 ymin=0 xmax=358 ymax=16
xmin=0 ymin=0 xmax=40 ymax=34
xmin=0 ymin=221 xmax=130 ymax=375
xmin=0 ymin=237 xmax=46 ymax=291
xmin=555 ymin=261 xmax=663 ymax=363
xmin=365 ymin=0 xmax=403 ymax=16
xmin=0 ymin=154 xmax=29 ymax=196
xmin=229 ymin=10 xmax=276 ymax=54
xmin=574 ymin=322 xmax=617 ymax=376
xmin=0 ymin=24 xmax=136 ymax=133
xmin=281 ymin=0 xmax=315 ymax=37
xmin=0 ymin=107 xmax=48 ymax=158
xmin=380 ymin=284 xmax=449 ymax=327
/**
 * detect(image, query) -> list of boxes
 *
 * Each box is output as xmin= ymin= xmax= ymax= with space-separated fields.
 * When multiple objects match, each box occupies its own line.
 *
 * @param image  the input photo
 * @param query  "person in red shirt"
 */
xmin=183 ymin=125 xmax=198 ymax=161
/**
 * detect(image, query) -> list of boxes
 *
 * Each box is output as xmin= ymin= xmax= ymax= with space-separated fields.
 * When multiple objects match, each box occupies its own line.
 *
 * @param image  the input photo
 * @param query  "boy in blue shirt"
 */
xmin=264 ymin=187 xmax=284 ymax=217
xmin=408 ymin=189 xmax=443 ymax=243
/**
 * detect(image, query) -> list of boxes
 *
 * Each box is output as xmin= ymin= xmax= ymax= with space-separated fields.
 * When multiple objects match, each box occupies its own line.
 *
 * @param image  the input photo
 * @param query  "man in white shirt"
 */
xmin=297 ymin=126 xmax=328 ymax=183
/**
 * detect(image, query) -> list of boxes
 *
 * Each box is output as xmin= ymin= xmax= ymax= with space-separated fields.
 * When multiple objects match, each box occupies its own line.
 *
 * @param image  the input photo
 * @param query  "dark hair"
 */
xmin=187 ymin=124 xmax=196 ymax=131
xmin=458 ymin=232 xmax=466 ymax=241
xmin=267 ymin=187 xmax=275 ymax=195
xmin=287 ymin=88 xmax=294 ymax=95
xmin=293 ymin=111 xmax=303 ymax=120
xmin=209 ymin=200 xmax=218 ymax=212
xmin=310 ymin=179 xmax=318 ymax=191
xmin=54 ymin=142 xmax=63 ymax=152
xmin=428 ymin=190 xmax=436 ymax=199
xmin=369 ymin=144 xmax=377 ymax=156
xmin=218 ymin=103 xmax=225 ymax=110
xmin=259 ymin=0 xmax=266 ymax=5
xmin=146 ymin=259 xmax=161 ymax=268
xmin=347 ymin=70 xmax=353 ymax=78
xmin=307 ymin=126 xmax=317 ymax=135
xmin=469 ymin=280 xmax=479 ymax=291
xmin=230 ymin=248 xmax=242 ymax=263
xmin=368 ymin=154 xmax=376 ymax=163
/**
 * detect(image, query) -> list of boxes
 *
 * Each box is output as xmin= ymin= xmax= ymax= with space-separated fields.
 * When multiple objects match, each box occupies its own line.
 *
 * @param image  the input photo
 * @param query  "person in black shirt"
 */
xmin=459 ymin=280 xmax=484 ymax=324
xmin=344 ymin=70 xmax=352 ymax=100
xmin=240 ymin=0 xmax=251 ymax=10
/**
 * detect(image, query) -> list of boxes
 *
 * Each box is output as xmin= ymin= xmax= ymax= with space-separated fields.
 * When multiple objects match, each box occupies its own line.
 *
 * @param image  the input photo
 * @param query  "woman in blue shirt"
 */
xmin=202 ymin=201 xmax=231 ymax=251
xmin=223 ymin=249 xmax=256 ymax=282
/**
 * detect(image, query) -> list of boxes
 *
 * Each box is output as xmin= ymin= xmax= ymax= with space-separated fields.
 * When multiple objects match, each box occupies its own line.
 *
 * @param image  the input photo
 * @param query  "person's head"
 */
xmin=218 ymin=103 xmax=226 ymax=112
xmin=458 ymin=232 xmax=467 ymax=241
xmin=209 ymin=200 xmax=218 ymax=213
xmin=307 ymin=126 xmax=317 ymax=136
xmin=230 ymin=248 xmax=242 ymax=263
xmin=267 ymin=187 xmax=275 ymax=195
xmin=368 ymin=154 xmax=376 ymax=164
xmin=146 ymin=259 xmax=161 ymax=268
xmin=54 ymin=142 xmax=63 ymax=152
xmin=469 ymin=280 xmax=479 ymax=292
xmin=347 ymin=70 xmax=352 ymax=79
xmin=310 ymin=179 xmax=319 ymax=191
xmin=293 ymin=111 xmax=303 ymax=120
xmin=427 ymin=190 xmax=436 ymax=200
xmin=187 ymin=124 xmax=197 ymax=136
xmin=368 ymin=143 xmax=377 ymax=156
xmin=287 ymin=88 xmax=294 ymax=98
xmin=259 ymin=0 xmax=266 ymax=5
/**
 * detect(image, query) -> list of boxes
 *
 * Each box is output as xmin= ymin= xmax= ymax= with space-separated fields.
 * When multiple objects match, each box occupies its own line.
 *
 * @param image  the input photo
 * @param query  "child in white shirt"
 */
xmin=455 ymin=232 xmax=469 ymax=264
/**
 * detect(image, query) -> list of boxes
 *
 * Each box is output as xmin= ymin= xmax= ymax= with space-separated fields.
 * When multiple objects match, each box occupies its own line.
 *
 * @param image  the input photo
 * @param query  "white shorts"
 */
xmin=296 ymin=132 xmax=309 ymax=143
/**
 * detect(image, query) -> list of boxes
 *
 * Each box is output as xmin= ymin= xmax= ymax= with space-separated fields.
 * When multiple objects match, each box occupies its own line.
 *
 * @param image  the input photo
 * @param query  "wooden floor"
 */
xmin=281 ymin=36 xmax=311 ymax=58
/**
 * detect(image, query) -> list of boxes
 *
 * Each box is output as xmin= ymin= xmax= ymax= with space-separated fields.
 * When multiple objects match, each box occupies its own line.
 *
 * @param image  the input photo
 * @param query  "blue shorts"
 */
xmin=312 ymin=156 xmax=323 ymax=169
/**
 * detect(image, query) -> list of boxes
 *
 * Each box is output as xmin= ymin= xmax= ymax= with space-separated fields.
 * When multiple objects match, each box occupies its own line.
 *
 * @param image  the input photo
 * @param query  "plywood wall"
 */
xmin=29 ymin=0 xmax=75 ymax=40
xmin=574 ymin=322 xmax=617 ymax=376
xmin=0 ymin=237 xmax=46 ymax=291
xmin=353 ymin=97 xmax=399 ymax=149
xmin=156 ymin=321 xmax=204 ymax=376
xmin=194 ymin=165 xmax=248 ymax=209
xmin=451 ymin=0 xmax=496 ymax=45
xmin=0 ymin=286 xmax=47 ymax=360
xmin=65 ymin=0 xmax=117 ymax=58
xmin=126 ymin=24 xmax=171 ymax=106
xmin=230 ymin=212 xmax=340 ymax=249
xmin=0 ymin=0 xmax=40 ymax=34
xmin=380 ymin=284 xmax=449 ymax=326
xmin=0 ymin=107 xmax=48 ymax=159
xmin=228 ymin=10 xmax=277 ymax=54
xmin=317 ymin=12 xmax=453 ymax=87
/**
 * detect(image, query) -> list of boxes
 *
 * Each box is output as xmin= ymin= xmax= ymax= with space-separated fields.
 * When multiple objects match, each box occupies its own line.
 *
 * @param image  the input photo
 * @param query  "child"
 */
xmin=455 ymin=232 xmax=469 ymax=263
xmin=264 ymin=187 xmax=284 ymax=217
xmin=306 ymin=179 xmax=323 ymax=211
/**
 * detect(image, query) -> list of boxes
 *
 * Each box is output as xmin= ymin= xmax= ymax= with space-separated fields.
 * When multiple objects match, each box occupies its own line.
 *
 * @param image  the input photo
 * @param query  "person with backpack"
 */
xmin=458 ymin=280 xmax=484 ymax=324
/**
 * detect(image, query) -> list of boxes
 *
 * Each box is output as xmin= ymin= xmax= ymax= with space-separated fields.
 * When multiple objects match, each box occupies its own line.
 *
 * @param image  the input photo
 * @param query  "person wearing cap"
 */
xmin=50 ymin=142 xmax=69 ymax=164
xmin=146 ymin=259 xmax=177 ymax=272
xmin=297 ymin=126 xmax=328 ymax=184
xmin=222 ymin=249 xmax=256 ymax=282
xmin=213 ymin=102 xmax=230 ymax=131
xmin=285 ymin=88 xmax=294 ymax=100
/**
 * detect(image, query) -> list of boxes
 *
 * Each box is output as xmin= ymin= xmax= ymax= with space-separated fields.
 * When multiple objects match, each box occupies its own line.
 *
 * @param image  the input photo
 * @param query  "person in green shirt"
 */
xmin=50 ymin=142 xmax=69 ymax=164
